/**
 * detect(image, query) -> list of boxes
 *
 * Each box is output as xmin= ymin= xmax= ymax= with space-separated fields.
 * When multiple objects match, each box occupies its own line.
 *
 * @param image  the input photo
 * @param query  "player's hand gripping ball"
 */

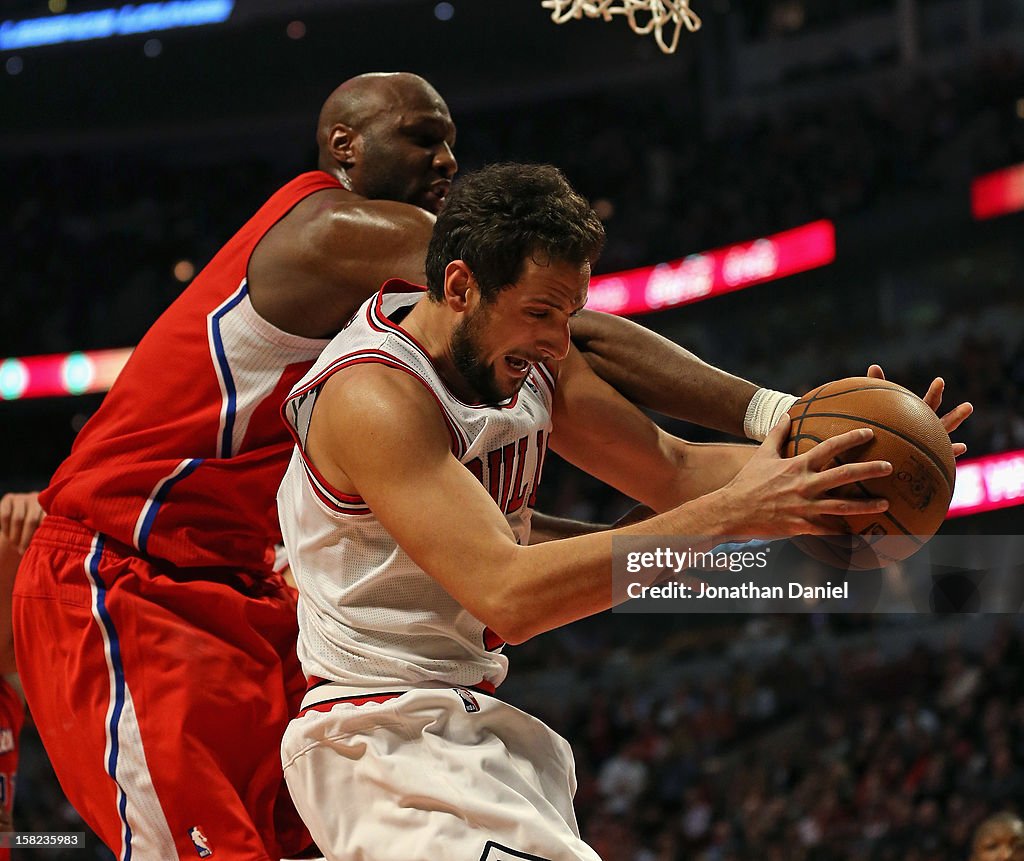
xmin=785 ymin=377 xmax=956 ymax=570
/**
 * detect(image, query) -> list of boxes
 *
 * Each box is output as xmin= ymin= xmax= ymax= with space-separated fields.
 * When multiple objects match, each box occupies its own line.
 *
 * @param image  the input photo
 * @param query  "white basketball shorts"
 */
xmin=281 ymin=684 xmax=602 ymax=861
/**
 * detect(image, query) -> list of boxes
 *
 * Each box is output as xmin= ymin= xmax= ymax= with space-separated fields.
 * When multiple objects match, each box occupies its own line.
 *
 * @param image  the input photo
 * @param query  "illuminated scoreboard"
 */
xmin=0 ymin=1 xmax=234 ymax=51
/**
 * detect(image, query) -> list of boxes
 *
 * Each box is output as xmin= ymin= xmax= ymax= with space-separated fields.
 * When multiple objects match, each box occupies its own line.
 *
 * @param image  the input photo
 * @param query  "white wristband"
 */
xmin=744 ymin=388 xmax=799 ymax=441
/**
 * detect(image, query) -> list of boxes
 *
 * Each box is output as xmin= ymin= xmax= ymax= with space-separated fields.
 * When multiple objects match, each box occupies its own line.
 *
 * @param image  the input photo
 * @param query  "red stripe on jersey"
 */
xmin=487 ymin=448 xmax=504 ymax=507
xmin=283 ymin=352 xmax=472 ymax=515
xmin=505 ymin=436 xmax=531 ymax=514
xmin=300 ymin=461 xmax=370 ymax=516
xmin=465 ymin=457 xmax=484 ymax=484
xmin=533 ymin=361 xmax=557 ymax=398
xmin=527 ymin=429 xmax=549 ymax=509
xmin=367 ymin=281 xmax=427 ymax=341
xmin=368 ymin=282 xmax=524 ymax=412
xmin=498 ymin=442 xmax=516 ymax=511
xmin=286 ymin=352 xmax=468 ymax=458
xmin=306 ymin=675 xmax=496 ymax=694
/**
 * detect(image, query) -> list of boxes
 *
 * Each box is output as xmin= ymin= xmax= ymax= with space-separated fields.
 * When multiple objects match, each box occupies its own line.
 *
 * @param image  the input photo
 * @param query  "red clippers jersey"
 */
xmin=0 ymin=676 xmax=23 ymax=859
xmin=41 ymin=172 xmax=340 ymax=573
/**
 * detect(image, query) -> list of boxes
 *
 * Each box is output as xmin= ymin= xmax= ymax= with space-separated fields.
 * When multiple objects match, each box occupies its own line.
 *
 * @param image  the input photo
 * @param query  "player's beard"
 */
xmin=450 ymin=304 xmax=514 ymax=405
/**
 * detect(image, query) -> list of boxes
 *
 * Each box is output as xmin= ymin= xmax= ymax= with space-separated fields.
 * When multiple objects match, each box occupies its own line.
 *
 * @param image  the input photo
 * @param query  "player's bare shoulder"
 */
xmin=321 ymin=192 xmax=435 ymax=232
xmin=307 ymin=361 xmax=451 ymax=493
xmin=318 ymin=360 xmax=446 ymax=442
xmin=249 ymin=188 xmax=435 ymax=338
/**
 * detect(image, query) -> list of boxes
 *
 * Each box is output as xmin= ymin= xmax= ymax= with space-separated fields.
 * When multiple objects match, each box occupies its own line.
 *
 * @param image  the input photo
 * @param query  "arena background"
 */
xmin=2 ymin=1 xmax=1023 ymax=858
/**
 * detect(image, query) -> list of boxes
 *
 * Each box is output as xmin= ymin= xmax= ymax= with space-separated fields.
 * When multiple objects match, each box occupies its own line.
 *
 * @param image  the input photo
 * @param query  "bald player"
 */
xmin=12 ymin=72 xmax=970 ymax=861
xmin=971 ymin=812 xmax=1024 ymax=861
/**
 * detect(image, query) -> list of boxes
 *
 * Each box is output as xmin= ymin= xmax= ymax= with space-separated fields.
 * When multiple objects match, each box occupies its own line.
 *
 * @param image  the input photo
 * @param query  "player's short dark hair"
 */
xmin=425 ymin=163 xmax=605 ymax=301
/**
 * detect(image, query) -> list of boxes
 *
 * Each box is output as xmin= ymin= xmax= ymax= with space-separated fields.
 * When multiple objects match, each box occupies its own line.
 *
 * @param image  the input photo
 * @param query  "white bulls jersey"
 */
xmin=278 ymin=280 xmax=555 ymax=692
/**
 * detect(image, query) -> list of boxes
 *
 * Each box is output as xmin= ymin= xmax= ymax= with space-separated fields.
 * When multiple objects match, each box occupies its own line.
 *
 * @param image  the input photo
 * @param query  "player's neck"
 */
xmin=401 ymin=298 xmax=478 ymax=402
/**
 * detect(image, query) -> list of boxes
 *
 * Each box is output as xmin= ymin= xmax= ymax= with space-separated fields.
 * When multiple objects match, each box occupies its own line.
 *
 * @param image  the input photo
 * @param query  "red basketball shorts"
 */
xmin=12 ymin=516 xmax=312 ymax=861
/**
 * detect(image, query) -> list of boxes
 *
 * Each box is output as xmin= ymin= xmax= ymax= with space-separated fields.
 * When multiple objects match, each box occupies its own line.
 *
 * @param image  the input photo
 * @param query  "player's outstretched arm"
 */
xmin=570 ymin=313 xmax=974 ymax=449
xmin=569 ymin=310 xmax=761 ymax=438
xmin=306 ymin=361 xmax=892 ymax=646
xmin=549 ymin=345 xmax=757 ymax=510
xmin=548 ymin=346 xmax=895 ymax=525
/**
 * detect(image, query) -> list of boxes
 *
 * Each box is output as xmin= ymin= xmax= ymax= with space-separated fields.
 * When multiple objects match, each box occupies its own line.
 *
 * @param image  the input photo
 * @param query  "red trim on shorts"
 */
xmin=483 ymin=626 xmax=507 ymax=652
xmin=299 ymin=676 xmax=497 ymax=717
xmin=298 ymin=692 xmax=406 ymax=717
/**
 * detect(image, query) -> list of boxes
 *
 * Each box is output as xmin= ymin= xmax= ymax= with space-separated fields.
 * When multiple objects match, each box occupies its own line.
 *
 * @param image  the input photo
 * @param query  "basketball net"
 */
xmin=541 ymin=0 xmax=702 ymax=54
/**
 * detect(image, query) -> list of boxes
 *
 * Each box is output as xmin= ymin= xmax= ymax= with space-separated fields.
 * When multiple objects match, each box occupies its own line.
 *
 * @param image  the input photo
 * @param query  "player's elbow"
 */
xmin=473 ymin=602 xmax=533 ymax=647
xmin=488 ymin=622 xmax=535 ymax=648
xmin=475 ymin=583 xmax=547 ymax=646
xmin=452 ymin=549 xmax=549 ymax=646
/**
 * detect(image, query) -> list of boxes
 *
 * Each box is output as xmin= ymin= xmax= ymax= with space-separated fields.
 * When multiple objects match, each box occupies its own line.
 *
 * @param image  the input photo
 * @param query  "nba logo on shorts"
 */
xmin=188 ymin=826 xmax=213 ymax=858
xmin=454 ymin=687 xmax=480 ymax=713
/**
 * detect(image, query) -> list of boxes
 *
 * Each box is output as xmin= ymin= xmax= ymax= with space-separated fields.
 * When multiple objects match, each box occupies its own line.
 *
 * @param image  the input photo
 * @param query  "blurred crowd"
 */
xmin=4 ymin=51 xmax=1023 ymax=352
xmin=509 ymin=617 xmax=1024 ymax=861
xmin=462 ymin=52 xmax=1024 ymax=274
xmin=739 ymin=0 xmax=1024 ymax=41
xmin=13 ymin=612 xmax=1024 ymax=861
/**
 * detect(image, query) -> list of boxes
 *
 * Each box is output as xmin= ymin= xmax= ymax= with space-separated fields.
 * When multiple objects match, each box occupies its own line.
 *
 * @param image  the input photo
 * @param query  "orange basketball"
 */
xmin=785 ymin=377 xmax=956 ymax=570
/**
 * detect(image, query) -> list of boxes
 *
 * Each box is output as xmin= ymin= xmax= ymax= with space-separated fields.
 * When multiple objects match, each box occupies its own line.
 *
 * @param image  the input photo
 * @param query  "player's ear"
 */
xmin=443 ymin=260 xmax=475 ymax=312
xmin=326 ymin=123 xmax=357 ymax=169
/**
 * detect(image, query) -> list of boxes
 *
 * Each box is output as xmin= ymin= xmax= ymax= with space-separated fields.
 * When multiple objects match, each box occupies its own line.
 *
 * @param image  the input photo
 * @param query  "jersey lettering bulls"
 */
xmin=278 ymin=281 xmax=554 ymax=691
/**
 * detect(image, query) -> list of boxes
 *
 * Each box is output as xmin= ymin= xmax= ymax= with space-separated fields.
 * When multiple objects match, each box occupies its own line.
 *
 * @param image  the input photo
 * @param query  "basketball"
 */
xmin=785 ymin=377 xmax=956 ymax=570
